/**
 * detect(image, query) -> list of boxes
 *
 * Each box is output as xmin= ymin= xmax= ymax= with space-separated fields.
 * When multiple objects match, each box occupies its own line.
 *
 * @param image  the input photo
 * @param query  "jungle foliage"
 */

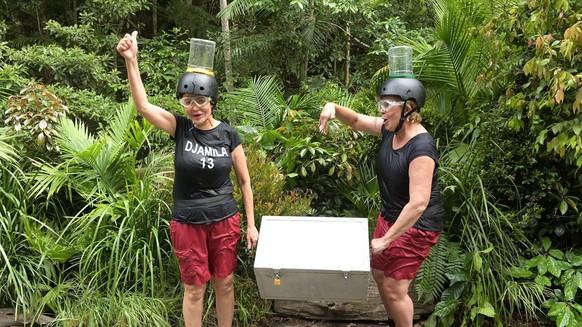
xmin=1 ymin=0 xmax=581 ymax=326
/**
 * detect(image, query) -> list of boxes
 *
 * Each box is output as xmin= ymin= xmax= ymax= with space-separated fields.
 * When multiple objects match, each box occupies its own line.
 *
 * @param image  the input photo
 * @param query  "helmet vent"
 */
xmin=199 ymin=86 xmax=205 ymax=91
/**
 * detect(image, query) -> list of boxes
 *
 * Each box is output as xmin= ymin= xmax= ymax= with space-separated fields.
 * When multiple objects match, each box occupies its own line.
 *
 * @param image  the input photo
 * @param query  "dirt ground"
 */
xmin=257 ymin=316 xmax=411 ymax=327
xmin=256 ymin=316 xmax=553 ymax=327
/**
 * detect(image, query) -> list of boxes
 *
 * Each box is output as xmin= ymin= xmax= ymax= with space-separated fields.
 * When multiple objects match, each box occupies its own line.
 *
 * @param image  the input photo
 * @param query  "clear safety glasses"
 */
xmin=378 ymin=99 xmax=405 ymax=113
xmin=179 ymin=96 xmax=212 ymax=107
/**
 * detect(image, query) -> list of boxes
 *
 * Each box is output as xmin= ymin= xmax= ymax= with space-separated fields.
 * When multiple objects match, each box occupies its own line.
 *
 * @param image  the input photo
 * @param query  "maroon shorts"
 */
xmin=170 ymin=213 xmax=241 ymax=286
xmin=371 ymin=213 xmax=441 ymax=280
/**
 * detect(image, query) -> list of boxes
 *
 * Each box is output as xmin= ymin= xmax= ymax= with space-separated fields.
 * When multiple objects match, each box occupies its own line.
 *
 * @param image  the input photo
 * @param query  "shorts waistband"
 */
xmin=174 ymin=194 xmax=233 ymax=208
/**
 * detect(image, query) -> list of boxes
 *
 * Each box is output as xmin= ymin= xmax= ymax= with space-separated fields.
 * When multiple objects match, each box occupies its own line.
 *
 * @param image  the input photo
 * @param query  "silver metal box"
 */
xmin=254 ymin=216 xmax=370 ymax=302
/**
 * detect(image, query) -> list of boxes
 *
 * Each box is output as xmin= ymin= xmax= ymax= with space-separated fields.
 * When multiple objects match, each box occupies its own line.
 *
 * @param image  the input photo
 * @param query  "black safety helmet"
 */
xmin=176 ymin=72 xmax=218 ymax=105
xmin=377 ymin=77 xmax=425 ymax=109
xmin=377 ymin=77 xmax=425 ymax=134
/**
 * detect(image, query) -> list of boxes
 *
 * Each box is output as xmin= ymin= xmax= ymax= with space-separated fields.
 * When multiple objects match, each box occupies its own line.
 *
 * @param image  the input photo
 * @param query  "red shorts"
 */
xmin=371 ymin=213 xmax=441 ymax=280
xmin=170 ymin=213 xmax=241 ymax=286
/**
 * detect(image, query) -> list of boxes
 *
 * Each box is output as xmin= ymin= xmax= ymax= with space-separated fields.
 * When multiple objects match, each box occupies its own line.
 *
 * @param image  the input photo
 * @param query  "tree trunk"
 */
xmin=301 ymin=0 xmax=316 ymax=82
xmin=344 ymin=23 xmax=350 ymax=88
xmin=152 ymin=0 xmax=157 ymax=36
xmin=219 ymin=0 xmax=234 ymax=92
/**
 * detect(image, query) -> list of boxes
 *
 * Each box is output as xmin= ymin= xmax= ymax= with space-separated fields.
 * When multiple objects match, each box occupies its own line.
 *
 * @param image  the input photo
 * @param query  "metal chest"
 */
xmin=253 ymin=216 xmax=370 ymax=302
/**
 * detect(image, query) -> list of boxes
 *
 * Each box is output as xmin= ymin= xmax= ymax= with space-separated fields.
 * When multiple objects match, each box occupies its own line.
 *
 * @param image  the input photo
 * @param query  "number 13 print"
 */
xmin=200 ymin=157 xmax=214 ymax=169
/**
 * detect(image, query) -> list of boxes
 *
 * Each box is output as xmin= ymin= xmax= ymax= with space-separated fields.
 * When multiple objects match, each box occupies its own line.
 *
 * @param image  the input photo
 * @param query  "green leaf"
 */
xmin=537 ymin=129 xmax=548 ymax=144
xmin=548 ymin=302 xmax=574 ymax=327
xmin=565 ymin=277 xmax=578 ymax=300
xmin=543 ymin=237 xmax=552 ymax=251
xmin=441 ymin=281 xmax=465 ymax=301
xmin=473 ymin=251 xmax=483 ymax=271
xmin=571 ymin=302 xmax=582 ymax=314
xmin=537 ymin=256 xmax=549 ymax=275
xmin=560 ymin=200 xmax=568 ymax=214
xmin=548 ymin=256 xmax=563 ymax=278
xmin=433 ymin=300 xmax=459 ymax=317
xmin=328 ymin=166 xmax=335 ymax=176
xmin=526 ymin=255 xmax=543 ymax=269
xmin=480 ymin=245 xmax=494 ymax=254
xmin=477 ymin=302 xmax=496 ymax=318
xmin=569 ymin=255 xmax=582 ymax=267
xmin=424 ymin=315 xmax=437 ymax=327
xmin=446 ymin=271 xmax=468 ymax=283
xmin=535 ymin=274 xmax=552 ymax=287
xmin=550 ymin=249 xmax=565 ymax=260
xmin=506 ymin=266 xmax=533 ymax=278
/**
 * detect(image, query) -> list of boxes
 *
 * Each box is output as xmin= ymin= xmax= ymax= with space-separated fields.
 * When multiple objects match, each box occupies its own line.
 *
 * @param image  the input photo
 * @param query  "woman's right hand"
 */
xmin=116 ymin=31 xmax=138 ymax=60
xmin=319 ymin=102 xmax=336 ymax=134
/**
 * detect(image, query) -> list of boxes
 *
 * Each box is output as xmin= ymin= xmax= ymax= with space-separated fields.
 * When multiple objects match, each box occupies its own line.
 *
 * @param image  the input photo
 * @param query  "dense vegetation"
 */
xmin=1 ymin=0 xmax=581 ymax=326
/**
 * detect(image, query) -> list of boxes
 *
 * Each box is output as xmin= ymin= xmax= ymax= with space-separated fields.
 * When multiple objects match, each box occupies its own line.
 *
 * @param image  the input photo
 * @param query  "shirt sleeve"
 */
xmin=228 ymin=126 xmax=242 ymax=151
xmin=408 ymin=134 xmax=438 ymax=163
xmin=171 ymin=114 xmax=187 ymax=142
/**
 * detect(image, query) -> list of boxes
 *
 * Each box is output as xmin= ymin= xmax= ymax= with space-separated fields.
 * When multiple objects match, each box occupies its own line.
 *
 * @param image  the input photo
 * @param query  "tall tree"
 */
xmin=219 ymin=0 xmax=234 ymax=92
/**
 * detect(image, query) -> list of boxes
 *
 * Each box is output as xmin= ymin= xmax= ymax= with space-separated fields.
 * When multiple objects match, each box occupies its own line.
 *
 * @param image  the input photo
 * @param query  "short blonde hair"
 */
xmin=406 ymin=101 xmax=422 ymax=124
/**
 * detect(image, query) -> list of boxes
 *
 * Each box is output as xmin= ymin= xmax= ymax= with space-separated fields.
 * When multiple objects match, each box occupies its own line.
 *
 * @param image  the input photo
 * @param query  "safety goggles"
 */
xmin=179 ymin=96 xmax=212 ymax=107
xmin=378 ymin=99 xmax=405 ymax=113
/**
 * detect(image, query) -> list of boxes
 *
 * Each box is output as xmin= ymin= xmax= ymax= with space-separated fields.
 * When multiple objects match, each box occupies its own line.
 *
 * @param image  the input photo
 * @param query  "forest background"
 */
xmin=1 ymin=0 xmax=582 ymax=326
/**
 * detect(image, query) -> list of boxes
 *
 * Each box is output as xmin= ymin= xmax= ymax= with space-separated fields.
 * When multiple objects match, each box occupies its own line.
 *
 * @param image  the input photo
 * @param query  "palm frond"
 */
xmin=0 ymin=128 xmax=18 ymax=163
xmin=99 ymin=99 xmax=139 ymax=150
xmin=55 ymin=116 xmax=96 ymax=158
xmin=28 ymin=160 xmax=71 ymax=200
xmin=29 ymin=104 xmax=139 ymax=201
xmin=225 ymin=75 xmax=286 ymax=129
xmin=228 ymin=32 xmax=274 ymax=60
xmin=300 ymin=18 xmax=328 ymax=56
xmin=217 ymin=0 xmax=259 ymax=20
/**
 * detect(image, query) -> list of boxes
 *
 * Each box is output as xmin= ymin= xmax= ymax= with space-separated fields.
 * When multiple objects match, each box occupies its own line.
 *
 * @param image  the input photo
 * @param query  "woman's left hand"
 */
xmin=246 ymin=225 xmax=259 ymax=250
xmin=371 ymin=237 xmax=390 ymax=255
xmin=319 ymin=102 xmax=336 ymax=134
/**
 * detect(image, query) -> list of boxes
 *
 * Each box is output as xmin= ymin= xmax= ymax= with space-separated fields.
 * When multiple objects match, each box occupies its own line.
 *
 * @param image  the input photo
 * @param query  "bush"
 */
xmin=4 ymin=82 xmax=69 ymax=158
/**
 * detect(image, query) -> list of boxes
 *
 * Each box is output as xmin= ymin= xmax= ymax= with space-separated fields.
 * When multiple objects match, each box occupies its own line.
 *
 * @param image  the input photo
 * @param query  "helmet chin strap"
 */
xmin=391 ymin=100 xmax=419 ymax=134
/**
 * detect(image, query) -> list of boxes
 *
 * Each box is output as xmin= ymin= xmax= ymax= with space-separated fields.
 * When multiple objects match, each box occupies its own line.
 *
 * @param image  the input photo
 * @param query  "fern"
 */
xmin=415 ymin=233 xmax=463 ymax=302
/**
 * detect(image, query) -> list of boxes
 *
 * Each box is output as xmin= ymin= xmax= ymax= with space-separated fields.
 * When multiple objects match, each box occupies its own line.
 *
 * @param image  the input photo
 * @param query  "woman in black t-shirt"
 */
xmin=117 ymin=31 xmax=259 ymax=327
xmin=319 ymin=77 xmax=444 ymax=327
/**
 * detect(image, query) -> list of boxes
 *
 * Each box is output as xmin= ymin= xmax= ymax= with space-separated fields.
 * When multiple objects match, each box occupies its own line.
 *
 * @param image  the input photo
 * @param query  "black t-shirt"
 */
xmin=376 ymin=127 xmax=444 ymax=231
xmin=171 ymin=114 xmax=242 ymax=224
